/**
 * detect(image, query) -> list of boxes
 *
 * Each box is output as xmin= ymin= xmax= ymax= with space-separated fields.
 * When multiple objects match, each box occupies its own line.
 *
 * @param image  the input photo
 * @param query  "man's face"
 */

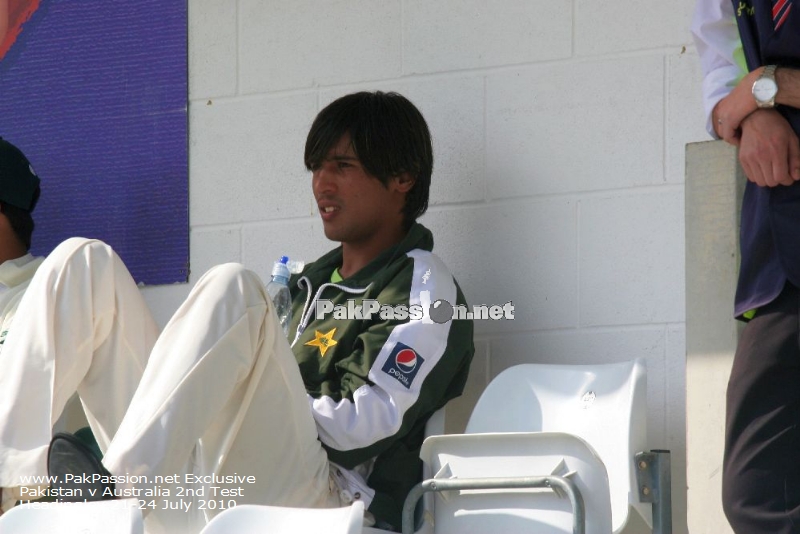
xmin=312 ymin=134 xmax=408 ymax=248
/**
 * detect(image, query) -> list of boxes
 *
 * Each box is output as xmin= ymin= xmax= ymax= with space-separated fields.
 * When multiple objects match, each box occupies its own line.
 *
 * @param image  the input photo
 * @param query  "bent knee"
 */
xmin=53 ymin=237 xmax=107 ymax=252
xmin=196 ymin=263 xmax=264 ymax=297
xmin=46 ymin=238 xmax=117 ymax=267
xmin=202 ymin=262 xmax=249 ymax=281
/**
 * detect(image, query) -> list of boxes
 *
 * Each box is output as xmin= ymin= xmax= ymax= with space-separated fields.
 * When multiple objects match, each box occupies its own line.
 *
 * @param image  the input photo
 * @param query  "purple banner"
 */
xmin=0 ymin=0 xmax=188 ymax=284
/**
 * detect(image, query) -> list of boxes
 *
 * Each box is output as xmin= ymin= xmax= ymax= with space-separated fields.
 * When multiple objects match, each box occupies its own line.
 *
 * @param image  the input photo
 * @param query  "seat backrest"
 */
xmin=198 ymin=502 xmax=364 ymax=534
xmin=419 ymin=431 xmax=612 ymax=534
xmin=0 ymin=498 xmax=143 ymax=533
xmin=465 ymin=359 xmax=649 ymax=533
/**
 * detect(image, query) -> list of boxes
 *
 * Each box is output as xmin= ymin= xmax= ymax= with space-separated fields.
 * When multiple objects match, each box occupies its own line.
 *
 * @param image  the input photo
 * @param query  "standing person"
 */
xmin=692 ymin=2 xmax=800 ymax=532
xmin=2 ymin=92 xmax=474 ymax=533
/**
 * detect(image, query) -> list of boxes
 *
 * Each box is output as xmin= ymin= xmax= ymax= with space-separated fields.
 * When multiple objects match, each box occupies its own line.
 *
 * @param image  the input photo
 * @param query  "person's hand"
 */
xmin=713 ymin=68 xmax=762 ymax=144
xmin=738 ymin=109 xmax=800 ymax=187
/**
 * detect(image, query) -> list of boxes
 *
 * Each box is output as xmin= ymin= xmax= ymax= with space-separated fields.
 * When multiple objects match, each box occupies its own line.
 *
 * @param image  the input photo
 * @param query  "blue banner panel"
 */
xmin=0 ymin=0 xmax=188 ymax=284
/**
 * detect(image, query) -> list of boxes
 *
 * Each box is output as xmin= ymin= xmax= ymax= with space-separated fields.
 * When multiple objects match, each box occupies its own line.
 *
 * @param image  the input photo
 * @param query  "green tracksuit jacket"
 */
xmin=288 ymin=223 xmax=474 ymax=529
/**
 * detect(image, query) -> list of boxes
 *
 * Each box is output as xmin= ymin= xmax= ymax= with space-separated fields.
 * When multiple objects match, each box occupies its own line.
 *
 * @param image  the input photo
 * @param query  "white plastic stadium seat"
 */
xmin=394 ymin=359 xmax=660 ymax=534
xmin=0 ymin=497 xmax=143 ymax=534
xmin=198 ymin=501 xmax=364 ymax=534
xmin=414 ymin=431 xmax=612 ymax=534
xmin=462 ymin=359 xmax=651 ymax=533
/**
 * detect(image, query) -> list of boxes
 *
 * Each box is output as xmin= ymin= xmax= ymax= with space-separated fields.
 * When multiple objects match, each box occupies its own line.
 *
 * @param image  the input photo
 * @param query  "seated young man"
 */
xmin=0 ymin=92 xmax=475 ymax=532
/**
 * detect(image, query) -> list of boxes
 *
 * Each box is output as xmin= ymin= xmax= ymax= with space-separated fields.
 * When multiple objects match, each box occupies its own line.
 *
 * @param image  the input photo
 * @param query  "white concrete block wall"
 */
xmin=486 ymin=57 xmax=665 ymax=196
xmin=139 ymin=1 xmax=714 ymax=531
xmin=404 ymin=1 xmax=573 ymax=71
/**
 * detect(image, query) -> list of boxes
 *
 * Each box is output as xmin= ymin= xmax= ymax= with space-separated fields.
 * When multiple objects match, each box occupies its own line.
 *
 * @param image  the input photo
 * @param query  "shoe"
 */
xmin=47 ymin=432 xmax=115 ymax=501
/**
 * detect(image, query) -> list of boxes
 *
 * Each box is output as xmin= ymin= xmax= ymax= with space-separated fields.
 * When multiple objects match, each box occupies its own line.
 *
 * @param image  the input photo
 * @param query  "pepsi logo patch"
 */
xmin=381 ymin=342 xmax=425 ymax=389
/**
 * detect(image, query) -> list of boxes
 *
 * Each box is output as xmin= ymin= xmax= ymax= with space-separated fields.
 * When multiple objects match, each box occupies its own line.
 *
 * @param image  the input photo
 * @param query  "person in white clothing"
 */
xmin=0 ymin=137 xmax=159 ymax=512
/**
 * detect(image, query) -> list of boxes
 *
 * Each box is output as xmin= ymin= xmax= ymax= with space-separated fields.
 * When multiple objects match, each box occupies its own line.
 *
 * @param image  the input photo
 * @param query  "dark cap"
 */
xmin=0 ymin=137 xmax=40 ymax=212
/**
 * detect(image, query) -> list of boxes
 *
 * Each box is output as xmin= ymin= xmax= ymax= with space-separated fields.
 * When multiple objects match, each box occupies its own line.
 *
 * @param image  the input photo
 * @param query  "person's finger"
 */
xmin=789 ymin=134 xmax=800 ymax=182
xmin=740 ymin=150 xmax=764 ymax=186
xmin=770 ymin=141 xmax=794 ymax=187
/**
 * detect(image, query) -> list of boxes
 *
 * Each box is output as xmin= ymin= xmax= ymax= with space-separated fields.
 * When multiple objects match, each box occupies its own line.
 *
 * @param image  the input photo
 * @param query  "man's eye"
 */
xmin=338 ymin=162 xmax=351 ymax=169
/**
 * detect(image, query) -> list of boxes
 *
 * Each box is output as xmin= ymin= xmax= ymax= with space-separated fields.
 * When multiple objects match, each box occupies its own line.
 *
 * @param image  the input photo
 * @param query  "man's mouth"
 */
xmin=318 ymin=202 xmax=340 ymax=220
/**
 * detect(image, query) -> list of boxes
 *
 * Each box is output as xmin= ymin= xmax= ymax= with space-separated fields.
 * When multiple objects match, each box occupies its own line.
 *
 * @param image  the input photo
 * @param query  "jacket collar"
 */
xmin=298 ymin=222 xmax=434 ymax=287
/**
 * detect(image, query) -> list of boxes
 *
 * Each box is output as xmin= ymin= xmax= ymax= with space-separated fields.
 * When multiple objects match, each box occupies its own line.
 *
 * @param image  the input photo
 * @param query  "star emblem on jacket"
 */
xmin=305 ymin=328 xmax=338 ymax=357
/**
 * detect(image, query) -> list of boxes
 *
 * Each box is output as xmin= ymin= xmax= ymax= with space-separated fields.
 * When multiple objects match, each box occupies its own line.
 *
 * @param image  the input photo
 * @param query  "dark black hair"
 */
xmin=304 ymin=91 xmax=433 ymax=229
xmin=1 ymin=185 xmax=39 ymax=251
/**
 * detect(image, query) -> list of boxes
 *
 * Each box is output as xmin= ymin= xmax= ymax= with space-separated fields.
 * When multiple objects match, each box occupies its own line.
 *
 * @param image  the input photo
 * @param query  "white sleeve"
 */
xmin=690 ymin=0 xmax=746 ymax=137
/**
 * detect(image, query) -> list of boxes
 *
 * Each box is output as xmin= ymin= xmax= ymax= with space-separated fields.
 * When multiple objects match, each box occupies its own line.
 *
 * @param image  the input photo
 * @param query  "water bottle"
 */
xmin=266 ymin=256 xmax=292 ymax=337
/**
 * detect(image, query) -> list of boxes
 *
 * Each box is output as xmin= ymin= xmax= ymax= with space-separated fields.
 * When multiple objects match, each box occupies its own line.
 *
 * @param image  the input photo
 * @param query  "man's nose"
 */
xmin=313 ymin=165 xmax=336 ymax=195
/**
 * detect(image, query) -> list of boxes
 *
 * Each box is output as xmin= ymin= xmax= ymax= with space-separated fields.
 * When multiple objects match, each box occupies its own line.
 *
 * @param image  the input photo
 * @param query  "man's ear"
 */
xmin=392 ymin=173 xmax=416 ymax=193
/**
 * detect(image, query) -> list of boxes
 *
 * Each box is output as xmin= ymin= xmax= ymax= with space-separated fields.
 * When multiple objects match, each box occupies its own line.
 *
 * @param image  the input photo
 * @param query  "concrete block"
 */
xmin=684 ymin=142 xmax=743 ymax=345
xmin=404 ymin=0 xmax=572 ymax=74
xmin=445 ymin=340 xmax=489 ymax=434
xmin=320 ymin=76 xmax=486 ymax=204
xmin=140 ymin=284 xmax=193 ymax=330
xmin=667 ymin=48 xmax=710 ymax=184
xmin=579 ymin=189 xmax=684 ymax=326
xmin=685 ymin=140 xmax=741 ymax=534
xmin=486 ymin=56 xmax=664 ymax=198
xmin=415 ymin=208 xmax=487 ymax=293
xmin=576 ymin=0 xmax=696 ymax=55
xmin=422 ymin=197 xmax=578 ymax=334
xmin=239 ymin=0 xmax=402 ymax=93
xmin=189 ymin=0 xmax=237 ymax=99
xmin=190 ymin=227 xmax=242 ymax=285
xmin=242 ymin=219 xmax=330 ymax=284
xmin=190 ymin=93 xmax=318 ymax=226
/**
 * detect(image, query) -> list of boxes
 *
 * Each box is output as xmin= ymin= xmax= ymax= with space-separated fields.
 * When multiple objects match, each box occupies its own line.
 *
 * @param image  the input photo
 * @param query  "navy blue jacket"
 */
xmin=733 ymin=0 xmax=800 ymax=318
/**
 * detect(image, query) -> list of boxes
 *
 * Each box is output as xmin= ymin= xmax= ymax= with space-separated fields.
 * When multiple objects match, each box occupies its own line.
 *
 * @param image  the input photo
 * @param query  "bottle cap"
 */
xmin=272 ymin=256 xmax=290 ymax=280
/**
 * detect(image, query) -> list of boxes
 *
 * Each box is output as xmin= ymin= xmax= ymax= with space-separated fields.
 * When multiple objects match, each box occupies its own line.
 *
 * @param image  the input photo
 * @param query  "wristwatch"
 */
xmin=752 ymin=65 xmax=778 ymax=108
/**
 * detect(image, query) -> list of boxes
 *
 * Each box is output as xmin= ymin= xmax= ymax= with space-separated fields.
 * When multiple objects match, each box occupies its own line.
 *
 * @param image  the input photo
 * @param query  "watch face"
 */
xmin=754 ymin=77 xmax=778 ymax=103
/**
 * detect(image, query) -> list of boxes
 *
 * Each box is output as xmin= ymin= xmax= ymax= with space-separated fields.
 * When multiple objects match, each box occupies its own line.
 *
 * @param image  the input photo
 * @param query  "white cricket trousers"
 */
xmin=0 ymin=238 xmax=336 ymax=532
xmin=0 ymin=238 xmax=158 ymax=485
